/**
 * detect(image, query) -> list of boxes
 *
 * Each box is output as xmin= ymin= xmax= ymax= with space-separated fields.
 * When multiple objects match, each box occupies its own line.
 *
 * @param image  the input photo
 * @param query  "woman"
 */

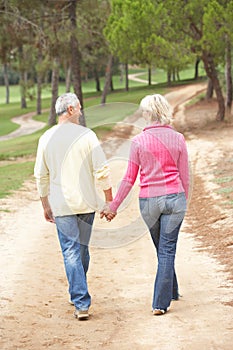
xmin=101 ymin=94 xmax=189 ymax=315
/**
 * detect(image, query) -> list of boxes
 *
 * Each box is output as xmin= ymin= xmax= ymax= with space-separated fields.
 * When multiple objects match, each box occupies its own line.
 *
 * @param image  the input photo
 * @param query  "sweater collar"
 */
xmin=143 ymin=123 xmax=173 ymax=132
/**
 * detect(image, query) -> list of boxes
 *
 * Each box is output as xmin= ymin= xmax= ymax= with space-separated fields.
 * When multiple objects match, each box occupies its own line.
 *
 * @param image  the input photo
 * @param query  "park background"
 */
xmin=0 ymin=1 xmax=233 ymax=349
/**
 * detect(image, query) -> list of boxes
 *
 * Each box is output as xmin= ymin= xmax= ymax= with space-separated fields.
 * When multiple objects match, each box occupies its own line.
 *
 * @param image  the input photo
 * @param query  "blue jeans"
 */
xmin=55 ymin=213 xmax=95 ymax=311
xmin=139 ymin=193 xmax=186 ymax=311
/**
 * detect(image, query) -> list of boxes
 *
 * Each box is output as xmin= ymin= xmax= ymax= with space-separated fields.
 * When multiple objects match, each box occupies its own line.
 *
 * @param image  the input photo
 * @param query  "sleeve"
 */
xmin=89 ymin=131 xmax=112 ymax=190
xmin=109 ymin=139 xmax=140 ymax=212
xmin=178 ymin=135 xmax=190 ymax=200
xmin=34 ymin=136 xmax=50 ymax=197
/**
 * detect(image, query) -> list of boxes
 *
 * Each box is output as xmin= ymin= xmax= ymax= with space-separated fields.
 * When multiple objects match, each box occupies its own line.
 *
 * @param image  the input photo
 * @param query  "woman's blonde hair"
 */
xmin=140 ymin=94 xmax=173 ymax=125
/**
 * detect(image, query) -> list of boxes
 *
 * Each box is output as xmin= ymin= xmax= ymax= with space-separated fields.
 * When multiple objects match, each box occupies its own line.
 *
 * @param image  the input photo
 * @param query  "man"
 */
xmin=34 ymin=93 xmax=112 ymax=320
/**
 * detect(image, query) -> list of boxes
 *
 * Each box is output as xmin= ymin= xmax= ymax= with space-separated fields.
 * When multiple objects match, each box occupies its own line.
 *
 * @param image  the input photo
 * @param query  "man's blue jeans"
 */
xmin=139 ymin=193 xmax=186 ymax=311
xmin=55 ymin=213 xmax=95 ymax=311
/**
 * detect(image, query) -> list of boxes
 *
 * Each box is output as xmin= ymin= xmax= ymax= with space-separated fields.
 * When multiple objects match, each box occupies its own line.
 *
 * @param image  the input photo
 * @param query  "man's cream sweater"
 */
xmin=34 ymin=123 xmax=111 ymax=216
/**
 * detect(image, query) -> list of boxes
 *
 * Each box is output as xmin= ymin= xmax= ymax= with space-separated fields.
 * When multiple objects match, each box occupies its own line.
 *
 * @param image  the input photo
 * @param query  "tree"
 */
xmin=77 ymin=0 xmax=111 ymax=94
xmin=68 ymin=0 xmax=85 ymax=126
xmin=224 ymin=0 xmax=233 ymax=116
xmin=164 ymin=0 xmax=231 ymax=120
xmin=48 ymin=57 xmax=60 ymax=126
xmin=105 ymin=0 xmax=194 ymax=88
xmin=0 ymin=3 xmax=13 ymax=104
xmin=104 ymin=0 xmax=134 ymax=91
xmin=2 ymin=64 xmax=10 ymax=103
xmin=101 ymin=54 xmax=114 ymax=104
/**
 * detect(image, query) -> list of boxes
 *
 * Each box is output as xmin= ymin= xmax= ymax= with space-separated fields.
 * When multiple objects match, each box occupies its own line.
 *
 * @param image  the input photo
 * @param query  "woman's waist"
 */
xmin=139 ymin=182 xmax=184 ymax=197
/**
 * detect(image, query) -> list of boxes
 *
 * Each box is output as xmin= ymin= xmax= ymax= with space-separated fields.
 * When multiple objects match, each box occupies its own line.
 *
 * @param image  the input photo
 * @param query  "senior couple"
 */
xmin=34 ymin=92 xmax=189 ymax=320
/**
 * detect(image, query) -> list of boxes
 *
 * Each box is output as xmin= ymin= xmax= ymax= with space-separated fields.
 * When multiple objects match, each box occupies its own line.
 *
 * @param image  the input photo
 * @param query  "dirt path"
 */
xmin=0 ymin=111 xmax=47 ymax=141
xmin=128 ymin=72 xmax=157 ymax=85
xmin=1 ymin=83 xmax=233 ymax=350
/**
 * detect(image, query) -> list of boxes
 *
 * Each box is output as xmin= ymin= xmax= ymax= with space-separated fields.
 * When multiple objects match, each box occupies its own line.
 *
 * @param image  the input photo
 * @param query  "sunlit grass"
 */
xmin=213 ymin=176 xmax=233 ymax=184
xmin=0 ymin=127 xmax=49 ymax=160
xmin=0 ymin=161 xmax=34 ymax=198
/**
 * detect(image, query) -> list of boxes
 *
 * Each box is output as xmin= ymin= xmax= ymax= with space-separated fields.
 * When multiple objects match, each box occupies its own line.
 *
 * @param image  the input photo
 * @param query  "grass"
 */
xmin=0 ymin=100 xmax=50 ymax=136
xmin=0 ymin=64 xmax=203 ymax=134
xmin=215 ymin=187 xmax=233 ymax=194
xmin=216 ymin=186 xmax=233 ymax=208
xmin=31 ymin=85 xmax=167 ymax=126
xmin=0 ymin=127 xmax=49 ymax=160
xmin=138 ymin=64 xmax=206 ymax=84
xmin=0 ymin=161 xmax=34 ymax=198
xmin=0 ymin=71 xmax=147 ymax=105
xmin=186 ymin=92 xmax=206 ymax=107
xmin=213 ymin=176 xmax=233 ymax=184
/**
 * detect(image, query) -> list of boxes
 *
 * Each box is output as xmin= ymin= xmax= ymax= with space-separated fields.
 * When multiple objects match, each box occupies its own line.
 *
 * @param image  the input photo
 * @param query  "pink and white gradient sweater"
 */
xmin=110 ymin=124 xmax=190 ymax=213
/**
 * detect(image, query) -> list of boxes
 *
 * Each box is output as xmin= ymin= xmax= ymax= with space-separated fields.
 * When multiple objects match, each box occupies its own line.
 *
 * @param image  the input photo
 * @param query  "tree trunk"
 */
xmin=125 ymin=62 xmax=129 ymax=91
xmin=110 ymin=77 xmax=114 ymax=91
xmin=48 ymin=57 xmax=60 ymax=126
xmin=148 ymin=66 xmax=151 ymax=86
xmin=172 ymin=69 xmax=176 ymax=82
xmin=194 ymin=57 xmax=200 ymax=80
xmin=202 ymin=51 xmax=225 ymax=121
xmin=225 ymin=39 xmax=232 ymax=116
xmin=69 ymin=0 xmax=86 ymax=126
xmin=101 ymin=54 xmax=114 ymax=105
xmin=206 ymin=78 xmax=213 ymax=100
xmin=94 ymin=68 xmax=101 ymax=92
xmin=3 ymin=63 xmax=9 ymax=104
xmin=167 ymin=70 xmax=171 ymax=86
xmin=20 ymin=71 xmax=27 ymax=109
xmin=18 ymin=45 xmax=27 ymax=109
xmin=36 ymin=50 xmax=43 ymax=115
xmin=65 ymin=65 xmax=72 ymax=93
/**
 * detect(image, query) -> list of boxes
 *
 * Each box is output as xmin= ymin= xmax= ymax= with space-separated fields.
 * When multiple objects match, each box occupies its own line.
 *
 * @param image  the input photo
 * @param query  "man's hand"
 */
xmin=43 ymin=207 xmax=55 ymax=223
xmin=100 ymin=202 xmax=117 ymax=222
xmin=40 ymin=196 xmax=55 ymax=223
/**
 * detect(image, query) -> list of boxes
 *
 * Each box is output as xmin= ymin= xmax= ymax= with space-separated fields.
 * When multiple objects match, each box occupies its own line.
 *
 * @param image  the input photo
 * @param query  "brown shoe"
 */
xmin=74 ymin=309 xmax=89 ymax=320
xmin=152 ymin=309 xmax=166 ymax=316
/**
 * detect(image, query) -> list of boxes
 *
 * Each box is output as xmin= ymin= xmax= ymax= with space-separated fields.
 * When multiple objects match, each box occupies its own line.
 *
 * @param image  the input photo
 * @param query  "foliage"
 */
xmin=105 ymin=0 xmax=195 ymax=74
xmin=0 ymin=0 xmax=232 ymax=120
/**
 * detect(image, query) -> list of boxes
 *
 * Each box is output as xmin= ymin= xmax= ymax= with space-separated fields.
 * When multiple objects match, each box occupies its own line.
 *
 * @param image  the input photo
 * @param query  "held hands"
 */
xmin=100 ymin=202 xmax=117 ymax=222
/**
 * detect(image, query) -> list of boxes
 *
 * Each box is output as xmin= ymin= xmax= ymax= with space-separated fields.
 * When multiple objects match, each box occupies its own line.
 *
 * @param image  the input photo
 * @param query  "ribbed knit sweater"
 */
xmin=110 ymin=124 xmax=189 ymax=212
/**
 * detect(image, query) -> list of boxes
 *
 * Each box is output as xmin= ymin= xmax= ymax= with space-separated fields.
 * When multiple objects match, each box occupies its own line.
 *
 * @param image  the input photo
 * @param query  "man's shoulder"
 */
xmin=39 ymin=125 xmax=59 ymax=140
xmin=74 ymin=125 xmax=97 ymax=141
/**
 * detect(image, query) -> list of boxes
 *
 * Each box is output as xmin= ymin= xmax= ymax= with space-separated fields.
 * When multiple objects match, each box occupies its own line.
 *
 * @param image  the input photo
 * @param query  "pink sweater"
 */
xmin=110 ymin=124 xmax=189 ymax=212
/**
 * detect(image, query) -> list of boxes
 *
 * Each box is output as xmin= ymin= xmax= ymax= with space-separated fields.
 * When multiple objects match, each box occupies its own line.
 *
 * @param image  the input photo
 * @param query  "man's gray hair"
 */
xmin=140 ymin=94 xmax=173 ymax=125
xmin=55 ymin=93 xmax=80 ymax=116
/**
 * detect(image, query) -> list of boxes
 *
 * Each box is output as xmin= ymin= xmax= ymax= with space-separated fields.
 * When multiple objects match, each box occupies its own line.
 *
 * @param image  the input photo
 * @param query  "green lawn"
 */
xmin=24 ymin=85 xmax=168 ymax=127
xmin=0 ymin=71 xmax=147 ymax=104
xmin=139 ymin=64 xmax=206 ymax=83
xmin=0 ymin=161 xmax=34 ymax=199
xmin=0 ymin=65 xmax=205 ymax=136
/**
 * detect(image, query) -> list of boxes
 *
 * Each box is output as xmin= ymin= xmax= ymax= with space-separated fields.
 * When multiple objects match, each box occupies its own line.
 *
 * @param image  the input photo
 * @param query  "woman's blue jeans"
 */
xmin=55 ymin=213 xmax=95 ymax=311
xmin=139 ymin=193 xmax=186 ymax=311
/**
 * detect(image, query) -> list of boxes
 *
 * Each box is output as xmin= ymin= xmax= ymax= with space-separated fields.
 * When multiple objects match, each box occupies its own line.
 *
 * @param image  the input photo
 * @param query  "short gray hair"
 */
xmin=140 ymin=94 xmax=173 ymax=125
xmin=55 ymin=93 xmax=79 ymax=116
